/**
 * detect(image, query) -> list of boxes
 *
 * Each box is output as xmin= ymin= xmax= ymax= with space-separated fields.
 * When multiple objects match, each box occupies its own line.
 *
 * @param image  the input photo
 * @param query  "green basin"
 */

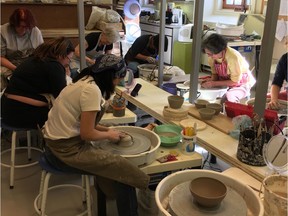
xmin=153 ymin=124 xmax=182 ymax=147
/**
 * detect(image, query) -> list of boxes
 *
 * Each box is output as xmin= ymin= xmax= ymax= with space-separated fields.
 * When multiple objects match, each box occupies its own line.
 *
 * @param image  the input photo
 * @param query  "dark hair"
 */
xmin=33 ymin=37 xmax=74 ymax=60
xmin=201 ymin=33 xmax=227 ymax=54
xmin=9 ymin=8 xmax=36 ymax=30
xmin=152 ymin=34 xmax=169 ymax=52
xmin=73 ymin=54 xmax=126 ymax=100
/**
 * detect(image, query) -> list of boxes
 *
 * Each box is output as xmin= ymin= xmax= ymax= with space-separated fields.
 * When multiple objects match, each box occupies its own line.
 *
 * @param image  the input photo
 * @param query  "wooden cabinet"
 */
xmin=140 ymin=22 xmax=181 ymax=65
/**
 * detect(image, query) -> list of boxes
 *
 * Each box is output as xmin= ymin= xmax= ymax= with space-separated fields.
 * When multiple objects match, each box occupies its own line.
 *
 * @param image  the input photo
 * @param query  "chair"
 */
xmin=0 ymin=123 xmax=43 ymax=189
xmin=34 ymin=153 xmax=92 ymax=216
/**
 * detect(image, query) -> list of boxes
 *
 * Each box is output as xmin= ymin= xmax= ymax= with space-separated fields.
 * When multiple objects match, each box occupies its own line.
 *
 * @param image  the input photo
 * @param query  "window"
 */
xmin=222 ymin=0 xmax=249 ymax=11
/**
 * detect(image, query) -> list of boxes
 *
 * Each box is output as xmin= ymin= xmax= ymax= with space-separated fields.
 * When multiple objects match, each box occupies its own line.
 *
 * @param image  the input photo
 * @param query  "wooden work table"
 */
xmin=115 ymin=78 xmax=272 ymax=182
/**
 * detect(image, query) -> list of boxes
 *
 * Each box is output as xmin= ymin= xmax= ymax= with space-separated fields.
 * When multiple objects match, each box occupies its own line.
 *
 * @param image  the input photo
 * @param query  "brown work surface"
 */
xmin=188 ymin=106 xmax=234 ymax=134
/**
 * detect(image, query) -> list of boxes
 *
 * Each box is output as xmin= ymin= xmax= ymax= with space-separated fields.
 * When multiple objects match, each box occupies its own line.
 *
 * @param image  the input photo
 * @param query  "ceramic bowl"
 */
xmin=194 ymin=99 xmax=210 ymax=109
xmin=189 ymin=177 xmax=227 ymax=208
xmin=206 ymin=103 xmax=223 ymax=115
xmin=198 ymin=108 xmax=215 ymax=120
xmin=168 ymin=95 xmax=184 ymax=109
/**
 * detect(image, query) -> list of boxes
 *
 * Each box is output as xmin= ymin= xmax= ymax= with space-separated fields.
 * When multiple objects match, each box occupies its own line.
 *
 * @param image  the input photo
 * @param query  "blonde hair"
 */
xmin=103 ymin=27 xmax=120 ymax=43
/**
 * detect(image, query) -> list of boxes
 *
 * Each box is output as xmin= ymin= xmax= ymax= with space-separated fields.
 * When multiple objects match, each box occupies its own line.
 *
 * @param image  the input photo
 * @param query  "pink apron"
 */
xmin=213 ymin=53 xmax=255 ymax=102
xmin=214 ymin=59 xmax=251 ymax=86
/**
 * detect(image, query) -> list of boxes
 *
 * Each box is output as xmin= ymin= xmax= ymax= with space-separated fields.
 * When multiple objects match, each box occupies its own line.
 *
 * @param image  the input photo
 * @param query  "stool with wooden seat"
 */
xmin=0 ymin=123 xmax=43 ymax=189
xmin=34 ymin=153 xmax=92 ymax=216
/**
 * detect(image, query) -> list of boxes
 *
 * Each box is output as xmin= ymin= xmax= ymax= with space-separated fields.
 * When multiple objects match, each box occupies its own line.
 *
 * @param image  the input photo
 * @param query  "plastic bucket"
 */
xmin=161 ymin=83 xmax=177 ymax=95
xmin=263 ymin=175 xmax=287 ymax=216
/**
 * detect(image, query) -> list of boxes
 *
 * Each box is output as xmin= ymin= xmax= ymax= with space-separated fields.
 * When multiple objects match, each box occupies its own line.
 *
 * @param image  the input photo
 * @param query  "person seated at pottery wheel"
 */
xmin=267 ymin=52 xmax=287 ymax=109
xmin=43 ymin=54 xmax=149 ymax=216
xmin=1 ymin=8 xmax=44 ymax=90
xmin=124 ymin=34 xmax=168 ymax=78
xmin=201 ymin=33 xmax=256 ymax=104
xmin=69 ymin=27 xmax=120 ymax=79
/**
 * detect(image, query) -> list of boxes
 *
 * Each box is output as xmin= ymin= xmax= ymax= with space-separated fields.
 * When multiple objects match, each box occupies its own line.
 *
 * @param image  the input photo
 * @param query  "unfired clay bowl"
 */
xmin=168 ymin=95 xmax=184 ymax=109
xmin=189 ymin=177 xmax=227 ymax=208
xmin=198 ymin=108 xmax=215 ymax=120
xmin=195 ymin=99 xmax=210 ymax=109
xmin=206 ymin=103 xmax=222 ymax=115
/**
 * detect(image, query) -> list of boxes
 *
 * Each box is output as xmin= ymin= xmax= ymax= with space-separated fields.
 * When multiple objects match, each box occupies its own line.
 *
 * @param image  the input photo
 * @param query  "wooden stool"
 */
xmin=1 ymin=124 xmax=43 ymax=189
xmin=34 ymin=154 xmax=92 ymax=216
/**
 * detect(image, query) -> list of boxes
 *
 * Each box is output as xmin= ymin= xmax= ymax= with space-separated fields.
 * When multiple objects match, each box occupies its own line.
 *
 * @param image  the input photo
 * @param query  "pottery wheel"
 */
xmin=168 ymin=181 xmax=247 ymax=216
xmin=99 ymin=132 xmax=151 ymax=155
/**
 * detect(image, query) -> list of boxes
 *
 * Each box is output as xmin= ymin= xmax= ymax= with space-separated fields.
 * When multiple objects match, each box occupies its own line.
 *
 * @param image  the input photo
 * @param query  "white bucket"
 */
xmin=155 ymin=170 xmax=264 ymax=216
xmin=263 ymin=175 xmax=287 ymax=216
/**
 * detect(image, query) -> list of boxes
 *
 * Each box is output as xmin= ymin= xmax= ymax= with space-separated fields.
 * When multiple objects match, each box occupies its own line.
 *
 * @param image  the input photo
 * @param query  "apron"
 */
xmin=44 ymin=104 xmax=150 ymax=193
xmin=214 ymin=54 xmax=255 ymax=88
xmin=86 ymin=36 xmax=106 ymax=63
xmin=70 ymin=37 xmax=106 ymax=69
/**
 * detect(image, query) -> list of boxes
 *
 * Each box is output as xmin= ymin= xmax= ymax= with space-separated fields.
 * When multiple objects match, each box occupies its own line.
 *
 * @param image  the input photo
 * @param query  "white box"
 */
xmin=216 ymin=23 xmax=244 ymax=36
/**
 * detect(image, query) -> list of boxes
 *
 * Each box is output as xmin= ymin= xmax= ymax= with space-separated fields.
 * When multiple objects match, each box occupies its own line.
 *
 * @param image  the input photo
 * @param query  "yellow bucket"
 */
xmin=263 ymin=175 xmax=287 ymax=216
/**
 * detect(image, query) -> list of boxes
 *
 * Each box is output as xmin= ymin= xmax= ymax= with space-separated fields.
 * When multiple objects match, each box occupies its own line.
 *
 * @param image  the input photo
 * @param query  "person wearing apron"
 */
xmin=124 ymin=34 xmax=168 ymax=77
xmin=201 ymin=33 xmax=256 ymax=104
xmin=1 ymin=8 xmax=44 ymax=90
xmin=43 ymin=54 xmax=149 ymax=216
xmin=69 ymin=27 xmax=120 ymax=78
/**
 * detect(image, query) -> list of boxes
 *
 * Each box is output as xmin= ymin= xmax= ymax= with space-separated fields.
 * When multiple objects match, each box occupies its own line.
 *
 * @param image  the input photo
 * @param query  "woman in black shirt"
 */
xmin=1 ymin=37 xmax=74 ymax=128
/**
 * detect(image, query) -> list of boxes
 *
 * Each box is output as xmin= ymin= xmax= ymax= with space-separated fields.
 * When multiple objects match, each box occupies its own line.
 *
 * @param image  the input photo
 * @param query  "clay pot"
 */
xmin=189 ymin=177 xmax=227 ymax=208
xmin=112 ymin=105 xmax=126 ymax=117
xmin=206 ymin=103 xmax=222 ymax=115
xmin=198 ymin=108 xmax=215 ymax=120
xmin=194 ymin=99 xmax=210 ymax=109
xmin=168 ymin=95 xmax=184 ymax=109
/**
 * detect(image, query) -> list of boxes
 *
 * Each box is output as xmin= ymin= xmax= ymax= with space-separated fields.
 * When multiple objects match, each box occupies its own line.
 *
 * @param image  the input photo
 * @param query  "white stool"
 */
xmin=1 ymin=124 xmax=43 ymax=189
xmin=34 ymin=154 xmax=92 ymax=216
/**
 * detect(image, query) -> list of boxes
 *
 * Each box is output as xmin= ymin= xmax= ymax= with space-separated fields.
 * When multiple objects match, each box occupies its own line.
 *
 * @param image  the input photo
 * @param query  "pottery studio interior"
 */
xmin=1 ymin=0 xmax=288 ymax=216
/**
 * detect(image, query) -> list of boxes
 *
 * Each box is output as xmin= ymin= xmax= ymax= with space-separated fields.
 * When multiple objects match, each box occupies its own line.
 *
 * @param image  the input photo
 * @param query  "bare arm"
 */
xmin=74 ymin=41 xmax=95 ymax=65
xmin=135 ymin=53 xmax=151 ymax=62
xmin=268 ymin=84 xmax=281 ymax=109
xmin=0 ymin=56 xmax=17 ymax=71
xmin=80 ymin=111 xmax=124 ymax=142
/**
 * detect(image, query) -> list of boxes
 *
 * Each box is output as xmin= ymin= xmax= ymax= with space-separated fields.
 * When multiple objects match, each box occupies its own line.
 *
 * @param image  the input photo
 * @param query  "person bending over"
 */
xmin=69 ymin=27 xmax=120 ymax=78
xmin=1 ymin=37 xmax=74 ymax=129
xmin=201 ymin=33 xmax=256 ymax=104
xmin=124 ymin=34 xmax=168 ymax=77
xmin=43 ymin=54 xmax=149 ymax=216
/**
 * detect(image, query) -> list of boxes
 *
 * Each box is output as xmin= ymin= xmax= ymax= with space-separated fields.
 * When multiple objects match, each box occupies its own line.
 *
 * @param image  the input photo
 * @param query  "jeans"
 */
xmin=127 ymin=62 xmax=140 ymax=78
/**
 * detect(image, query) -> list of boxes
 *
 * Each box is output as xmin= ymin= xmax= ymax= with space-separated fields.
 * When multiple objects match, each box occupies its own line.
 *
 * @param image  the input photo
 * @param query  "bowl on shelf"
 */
xmin=189 ymin=177 xmax=227 ymax=208
xmin=168 ymin=95 xmax=184 ymax=109
xmin=206 ymin=103 xmax=223 ymax=115
xmin=194 ymin=99 xmax=210 ymax=109
xmin=198 ymin=108 xmax=215 ymax=120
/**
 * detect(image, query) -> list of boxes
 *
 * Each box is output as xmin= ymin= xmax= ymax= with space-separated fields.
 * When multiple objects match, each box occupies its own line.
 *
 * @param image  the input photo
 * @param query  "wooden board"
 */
xmin=188 ymin=106 xmax=234 ymax=134
xmin=179 ymin=119 xmax=207 ymax=131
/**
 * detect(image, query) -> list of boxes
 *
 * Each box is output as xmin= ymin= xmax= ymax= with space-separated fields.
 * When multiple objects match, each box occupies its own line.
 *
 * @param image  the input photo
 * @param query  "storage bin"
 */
xmin=216 ymin=23 xmax=244 ymax=36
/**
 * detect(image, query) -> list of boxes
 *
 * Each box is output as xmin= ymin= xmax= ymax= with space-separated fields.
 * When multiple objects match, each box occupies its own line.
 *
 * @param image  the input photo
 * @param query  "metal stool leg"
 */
xmin=10 ymin=131 xmax=17 ymax=189
xmin=85 ymin=176 xmax=92 ymax=216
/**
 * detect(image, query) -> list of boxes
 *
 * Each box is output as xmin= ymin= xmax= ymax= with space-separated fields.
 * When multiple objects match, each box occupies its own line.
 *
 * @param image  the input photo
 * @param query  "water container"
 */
xmin=161 ymin=83 xmax=177 ymax=95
